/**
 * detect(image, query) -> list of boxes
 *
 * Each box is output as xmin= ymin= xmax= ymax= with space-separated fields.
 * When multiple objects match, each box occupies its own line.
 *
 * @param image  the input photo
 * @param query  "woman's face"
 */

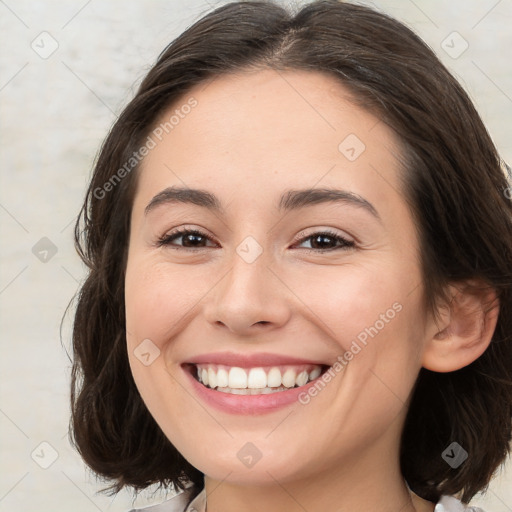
xmin=125 ymin=69 xmax=434 ymax=485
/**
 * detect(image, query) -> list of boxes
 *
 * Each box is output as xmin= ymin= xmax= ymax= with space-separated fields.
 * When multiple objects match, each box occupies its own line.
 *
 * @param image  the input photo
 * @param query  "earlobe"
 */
xmin=422 ymin=280 xmax=500 ymax=373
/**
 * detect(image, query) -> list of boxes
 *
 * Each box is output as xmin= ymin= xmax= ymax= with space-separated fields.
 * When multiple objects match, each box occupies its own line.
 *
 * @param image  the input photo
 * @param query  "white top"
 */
xmin=128 ymin=488 xmax=486 ymax=512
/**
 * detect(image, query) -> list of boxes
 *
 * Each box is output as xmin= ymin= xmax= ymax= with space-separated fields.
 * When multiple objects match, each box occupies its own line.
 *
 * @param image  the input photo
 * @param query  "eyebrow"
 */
xmin=144 ymin=185 xmax=381 ymax=221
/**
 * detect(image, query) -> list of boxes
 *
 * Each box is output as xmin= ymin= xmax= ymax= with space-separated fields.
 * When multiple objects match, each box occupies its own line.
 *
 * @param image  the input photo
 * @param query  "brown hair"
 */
xmin=69 ymin=0 xmax=512 ymax=504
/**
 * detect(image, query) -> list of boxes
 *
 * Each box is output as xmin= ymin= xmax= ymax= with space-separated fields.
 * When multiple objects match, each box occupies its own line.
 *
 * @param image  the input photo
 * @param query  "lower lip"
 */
xmin=182 ymin=364 xmax=327 ymax=415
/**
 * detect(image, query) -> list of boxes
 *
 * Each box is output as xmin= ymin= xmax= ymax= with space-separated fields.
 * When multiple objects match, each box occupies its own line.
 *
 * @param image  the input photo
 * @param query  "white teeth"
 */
xmin=216 ymin=367 xmax=229 ymax=388
xmin=247 ymin=368 xmax=267 ymax=389
xmin=208 ymin=368 xmax=217 ymax=389
xmin=194 ymin=363 xmax=325 ymax=393
xmin=216 ymin=386 xmax=289 ymax=395
xmin=227 ymin=388 xmax=245 ymax=395
xmin=309 ymin=367 xmax=321 ymax=381
xmin=267 ymin=367 xmax=282 ymax=387
xmin=228 ymin=367 xmax=247 ymax=388
xmin=282 ymin=368 xmax=296 ymax=388
xmin=296 ymin=370 xmax=309 ymax=386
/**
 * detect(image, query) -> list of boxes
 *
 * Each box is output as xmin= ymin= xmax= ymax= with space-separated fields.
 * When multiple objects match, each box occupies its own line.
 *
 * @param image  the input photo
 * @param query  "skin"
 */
xmin=124 ymin=69 xmax=498 ymax=512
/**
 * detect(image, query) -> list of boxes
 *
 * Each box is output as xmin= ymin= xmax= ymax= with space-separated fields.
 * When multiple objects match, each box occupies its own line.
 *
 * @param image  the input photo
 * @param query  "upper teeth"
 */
xmin=195 ymin=364 xmax=322 ymax=389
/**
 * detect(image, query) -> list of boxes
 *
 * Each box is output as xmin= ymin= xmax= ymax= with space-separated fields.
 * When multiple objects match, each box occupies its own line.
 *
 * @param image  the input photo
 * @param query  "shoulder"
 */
xmin=436 ymin=495 xmax=486 ymax=512
xmin=127 ymin=488 xmax=196 ymax=512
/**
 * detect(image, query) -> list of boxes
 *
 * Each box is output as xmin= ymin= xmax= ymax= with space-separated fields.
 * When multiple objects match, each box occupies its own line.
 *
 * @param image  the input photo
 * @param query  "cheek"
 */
xmin=124 ymin=259 xmax=195 ymax=430
xmin=288 ymin=261 xmax=409 ymax=350
xmin=301 ymin=261 xmax=425 ymax=407
xmin=125 ymin=259 xmax=209 ymax=345
xmin=124 ymin=258 xmax=194 ymax=406
xmin=336 ymin=287 xmax=426 ymax=425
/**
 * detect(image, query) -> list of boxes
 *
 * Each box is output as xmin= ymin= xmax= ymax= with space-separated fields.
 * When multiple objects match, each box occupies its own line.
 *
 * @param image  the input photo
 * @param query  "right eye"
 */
xmin=157 ymin=228 xmax=218 ymax=251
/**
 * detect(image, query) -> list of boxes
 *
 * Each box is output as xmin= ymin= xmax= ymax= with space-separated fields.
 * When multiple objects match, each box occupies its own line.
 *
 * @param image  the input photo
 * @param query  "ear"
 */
xmin=422 ymin=280 xmax=500 ymax=372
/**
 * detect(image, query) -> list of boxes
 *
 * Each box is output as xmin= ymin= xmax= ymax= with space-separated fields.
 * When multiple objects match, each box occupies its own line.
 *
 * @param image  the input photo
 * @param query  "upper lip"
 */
xmin=185 ymin=351 xmax=327 ymax=368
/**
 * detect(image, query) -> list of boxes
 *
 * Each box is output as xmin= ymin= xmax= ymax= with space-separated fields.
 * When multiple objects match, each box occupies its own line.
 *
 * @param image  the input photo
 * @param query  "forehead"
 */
xmin=135 ymin=68 xmax=403 ymax=212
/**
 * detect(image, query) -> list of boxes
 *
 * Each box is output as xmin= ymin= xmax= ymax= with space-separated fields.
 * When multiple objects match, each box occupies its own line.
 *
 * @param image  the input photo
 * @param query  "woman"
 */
xmin=69 ymin=1 xmax=512 ymax=511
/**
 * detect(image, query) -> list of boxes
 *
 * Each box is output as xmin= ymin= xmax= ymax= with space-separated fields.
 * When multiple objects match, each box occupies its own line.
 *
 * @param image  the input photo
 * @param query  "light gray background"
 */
xmin=0 ymin=0 xmax=511 ymax=511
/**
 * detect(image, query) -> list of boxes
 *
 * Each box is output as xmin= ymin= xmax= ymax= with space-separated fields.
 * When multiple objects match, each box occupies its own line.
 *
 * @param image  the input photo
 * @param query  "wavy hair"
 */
xmin=69 ymin=0 xmax=512 ymax=504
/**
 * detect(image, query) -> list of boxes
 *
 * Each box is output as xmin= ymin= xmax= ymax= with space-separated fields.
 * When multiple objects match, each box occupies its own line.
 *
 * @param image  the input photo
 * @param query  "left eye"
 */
xmin=157 ymin=228 xmax=355 ymax=252
xmin=294 ymin=230 xmax=355 ymax=251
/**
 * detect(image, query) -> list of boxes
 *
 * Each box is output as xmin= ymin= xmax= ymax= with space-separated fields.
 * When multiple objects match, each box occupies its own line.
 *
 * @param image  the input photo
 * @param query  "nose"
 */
xmin=203 ymin=250 xmax=292 ymax=336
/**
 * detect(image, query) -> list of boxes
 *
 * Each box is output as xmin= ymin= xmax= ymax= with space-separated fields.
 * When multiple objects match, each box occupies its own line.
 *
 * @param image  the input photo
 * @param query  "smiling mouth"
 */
xmin=183 ymin=363 xmax=330 ymax=395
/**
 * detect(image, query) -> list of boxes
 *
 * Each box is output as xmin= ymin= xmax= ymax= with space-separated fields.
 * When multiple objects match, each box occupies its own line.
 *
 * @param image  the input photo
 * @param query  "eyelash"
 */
xmin=156 ymin=228 xmax=355 ymax=253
